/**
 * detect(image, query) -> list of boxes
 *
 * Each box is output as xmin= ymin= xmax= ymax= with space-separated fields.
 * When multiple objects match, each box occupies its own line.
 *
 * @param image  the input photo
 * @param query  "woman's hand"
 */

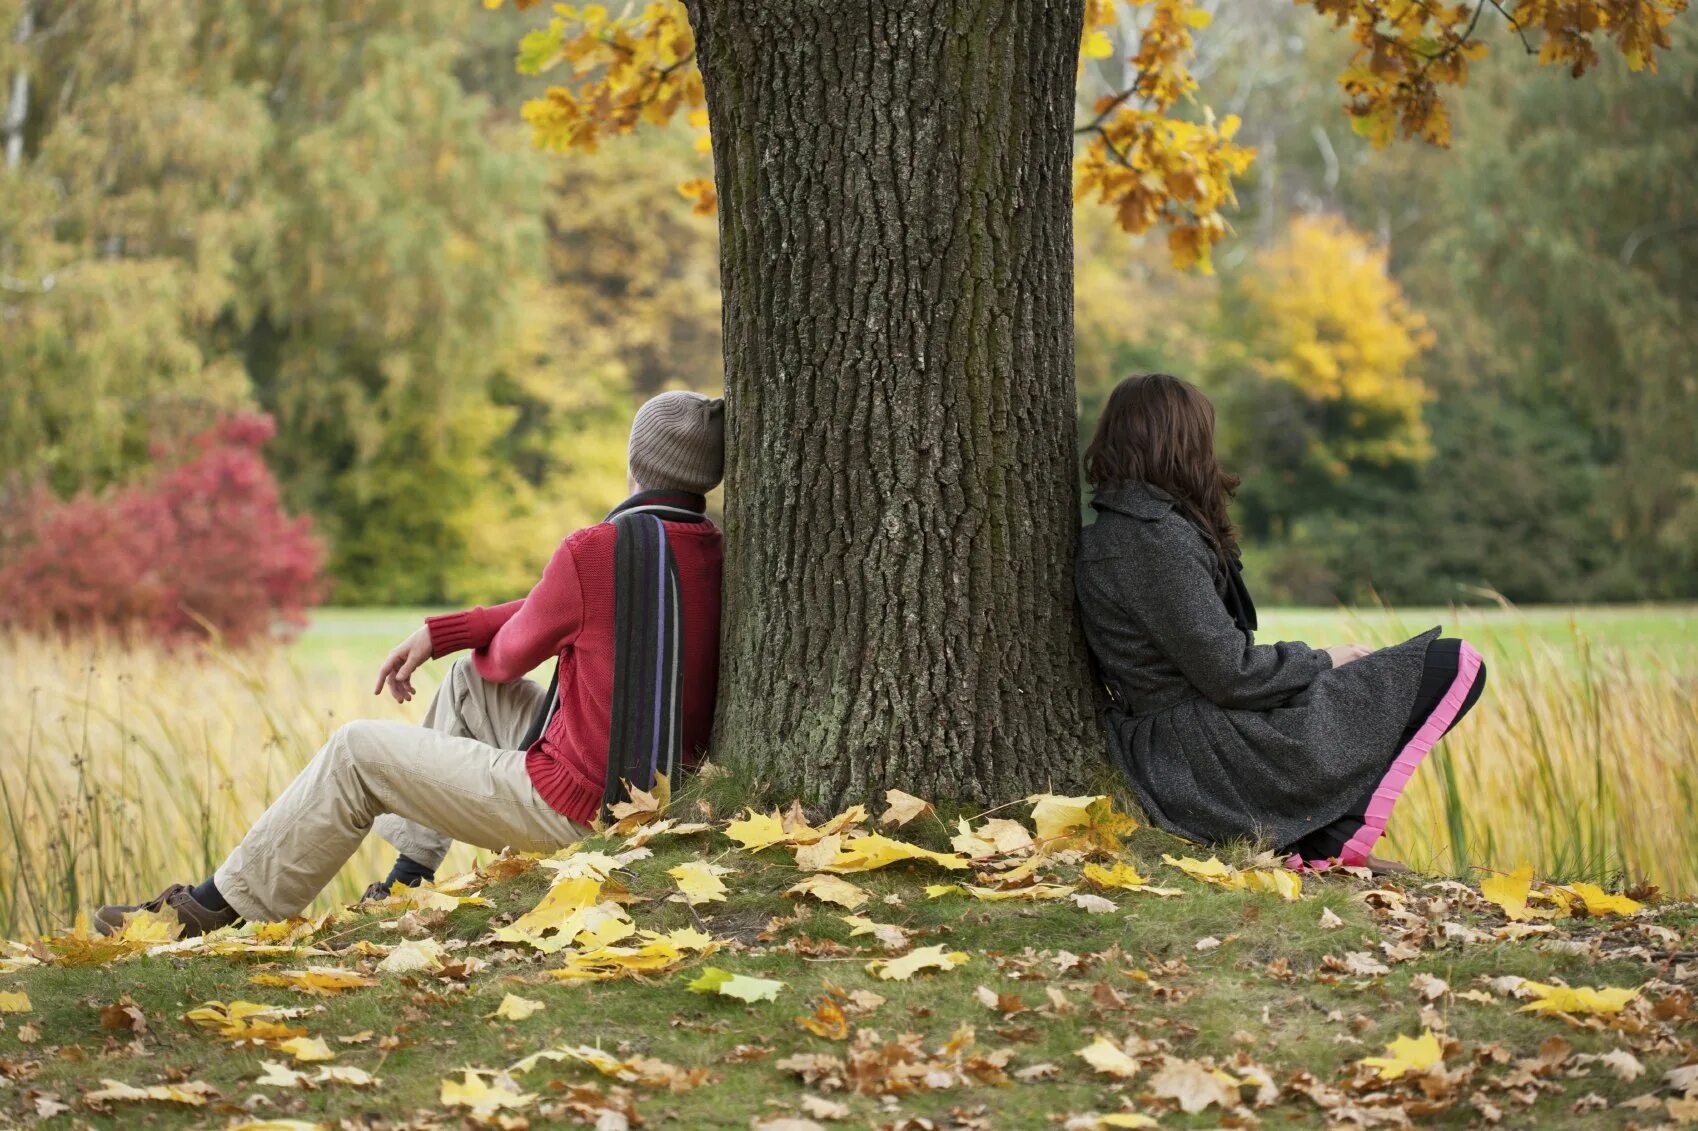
xmin=374 ymin=626 xmax=433 ymax=703
xmin=1324 ymin=643 xmax=1374 ymax=668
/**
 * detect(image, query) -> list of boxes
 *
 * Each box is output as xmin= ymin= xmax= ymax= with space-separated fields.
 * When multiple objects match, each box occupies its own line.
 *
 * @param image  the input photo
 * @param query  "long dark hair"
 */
xmin=1084 ymin=373 xmax=1242 ymax=572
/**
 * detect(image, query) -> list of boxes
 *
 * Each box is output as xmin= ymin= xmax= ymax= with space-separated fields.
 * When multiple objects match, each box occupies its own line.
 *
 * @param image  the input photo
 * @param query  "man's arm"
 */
xmin=438 ymin=533 xmax=589 ymax=684
xmin=373 ymin=534 xmax=590 ymax=702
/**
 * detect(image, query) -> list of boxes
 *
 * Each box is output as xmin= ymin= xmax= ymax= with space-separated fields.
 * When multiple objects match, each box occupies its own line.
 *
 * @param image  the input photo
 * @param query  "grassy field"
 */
xmin=2 ymin=795 xmax=1692 ymax=1129
xmin=0 ymin=604 xmax=1694 ymax=943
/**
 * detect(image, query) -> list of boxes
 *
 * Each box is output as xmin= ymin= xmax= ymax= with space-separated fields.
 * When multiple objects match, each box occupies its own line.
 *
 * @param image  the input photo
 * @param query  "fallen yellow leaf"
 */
xmin=490 ymin=994 xmax=546 ymax=1021
xmin=1076 ymin=1035 xmax=1140 ymax=1078
xmin=277 ymin=1036 xmax=336 ymax=1063
xmin=248 ymin=967 xmax=378 ymax=996
xmin=1149 ymin=1056 xmax=1242 ymax=1113
xmin=1479 ymin=864 xmax=1556 ymax=922
xmin=439 ymin=1070 xmax=535 ymax=1119
xmin=822 ymin=833 xmax=969 ymax=873
xmin=1084 ymin=862 xmax=1151 ymax=889
xmin=1162 ymin=854 xmax=1301 ymax=900
xmin=1562 ymin=882 xmax=1643 ymax=918
xmin=724 ymin=809 xmax=789 ymax=852
xmin=85 ymin=1078 xmax=217 ymax=1106
xmin=787 ymin=873 xmax=871 ymax=909
xmin=879 ymin=789 xmax=934 ymax=827
xmin=376 ymin=938 xmax=445 ymax=974
xmin=669 ymin=860 xmax=734 ymax=905
xmin=1358 ymin=1030 xmax=1444 ymax=1079
xmin=0 ymin=991 xmax=30 ymax=1013
xmin=1517 ymin=981 xmax=1640 ymax=1016
xmin=866 ymin=944 xmax=969 ymax=981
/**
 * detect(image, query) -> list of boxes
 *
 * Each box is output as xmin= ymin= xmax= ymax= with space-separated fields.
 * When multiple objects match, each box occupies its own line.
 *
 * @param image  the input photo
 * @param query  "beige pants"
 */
xmin=216 ymin=657 xmax=587 ymax=922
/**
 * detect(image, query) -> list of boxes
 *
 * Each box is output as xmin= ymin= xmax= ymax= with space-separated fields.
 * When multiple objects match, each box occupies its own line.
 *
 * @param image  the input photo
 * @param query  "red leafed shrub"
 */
xmin=0 ymin=414 xmax=323 ymax=646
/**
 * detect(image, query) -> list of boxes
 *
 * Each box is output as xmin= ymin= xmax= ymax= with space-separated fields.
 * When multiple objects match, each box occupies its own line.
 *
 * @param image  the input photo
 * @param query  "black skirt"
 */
xmin=1285 ymin=636 xmax=1487 ymax=866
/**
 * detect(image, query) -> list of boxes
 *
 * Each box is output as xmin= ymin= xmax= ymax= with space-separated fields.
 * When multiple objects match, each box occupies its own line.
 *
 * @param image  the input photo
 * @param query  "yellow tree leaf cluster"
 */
xmin=499 ymin=2 xmax=706 ymax=156
xmin=1297 ymin=0 xmax=1687 ymax=147
xmin=1075 ymin=0 xmax=1256 ymax=271
xmin=1234 ymin=215 xmax=1435 ymax=475
xmin=491 ymin=0 xmax=1686 ymax=274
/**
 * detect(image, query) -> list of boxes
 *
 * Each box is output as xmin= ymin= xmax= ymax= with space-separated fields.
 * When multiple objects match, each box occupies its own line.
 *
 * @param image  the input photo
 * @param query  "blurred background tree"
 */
xmin=0 ymin=0 xmax=720 ymax=613
xmin=0 ymin=0 xmax=1690 ymax=618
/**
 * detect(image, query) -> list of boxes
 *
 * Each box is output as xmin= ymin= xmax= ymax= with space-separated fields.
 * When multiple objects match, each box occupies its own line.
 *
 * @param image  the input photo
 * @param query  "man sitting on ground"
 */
xmin=96 ymin=391 xmax=726 ymax=934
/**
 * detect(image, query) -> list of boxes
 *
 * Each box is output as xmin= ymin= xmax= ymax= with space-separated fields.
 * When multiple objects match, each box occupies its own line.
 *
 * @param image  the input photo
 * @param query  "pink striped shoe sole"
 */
xmin=1332 ymin=642 xmax=1483 ymax=868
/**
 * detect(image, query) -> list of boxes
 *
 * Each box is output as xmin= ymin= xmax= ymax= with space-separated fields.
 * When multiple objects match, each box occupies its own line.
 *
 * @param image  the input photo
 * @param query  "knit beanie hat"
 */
xmin=628 ymin=390 xmax=726 ymax=494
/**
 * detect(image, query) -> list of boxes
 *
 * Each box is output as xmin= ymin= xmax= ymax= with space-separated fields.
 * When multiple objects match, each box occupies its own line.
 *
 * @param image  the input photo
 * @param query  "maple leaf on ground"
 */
xmin=787 ymin=873 xmax=871 ymax=910
xmin=795 ymin=996 xmax=851 ymax=1040
xmin=495 ymin=876 xmax=618 ymax=952
xmin=1162 ymin=854 xmax=1302 ymax=900
xmin=1029 ymin=793 xmax=1137 ymax=852
xmin=249 ymin=967 xmax=378 ymax=996
xmin=1083 ymin=861 xmax=1150 ymax=889
xmin=951 ymin=816 xmax=1036 ymax=859
xmin=440 ymin=1070 xmax=536 ymax=1120
xmin=725 ymin=809 xmax=790 ymax=852
xmin=278 ymin=1036 xmax=336 ymax=1063
xmin=607 ymin=780 xmax=666 ymax=833
xmin=1149 ymin=1056 xmax=1242 ymax=1114
xmin=928 ymin=882 xmax=1078 ymax=902
xmin=229 ymin=1117 xmax=326 ymax=1129
xmin=38 ymin=911 xmax=182 ymax=966
xmin=0 ymin=991 xmax=30 ymax=1012
xmin=84 ymin=1079 xmax=218 ymax=1107
xmin=1517 ymin=981 xmax=1641 ymax=1016
xmin=670 ymin=860 xmax=734 ymax=905
xmin=866 ymin=944 xmax=969 ymax=981
xmin=1076 ymin=1036 xmax=1141 ymax=1078
xmin=254 ymin=1060 xmax=317 ymax=1088
xmin=377 ymin=938 xmax=445 ymax=974
xmin=1559 ymin=882 xmax=1644 ymax=918
xmin=183 ymin=1000 xmax=308 ymax=1043
xmin=489 ymin=994 xmax=546 ymax=1021
xmin=688 ymin=966 xmax=785 ymax=1002
xmin=879 ymin=789 xmax=934 ymax=827
xmin=841 ymin=914 xmax=909 ymax=949
xmin=1358 ymin=1030 xmax=1444 ymax=1079
xmin=1479 ymin=864 xmax=1557 ymax=922
xmin=819 ymin=833 xmax=969 ymax=873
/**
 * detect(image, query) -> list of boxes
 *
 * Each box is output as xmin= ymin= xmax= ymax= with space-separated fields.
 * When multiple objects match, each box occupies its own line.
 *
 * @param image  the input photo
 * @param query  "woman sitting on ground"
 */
xmin=1074 ymin=373 xmax=1486 ymax=872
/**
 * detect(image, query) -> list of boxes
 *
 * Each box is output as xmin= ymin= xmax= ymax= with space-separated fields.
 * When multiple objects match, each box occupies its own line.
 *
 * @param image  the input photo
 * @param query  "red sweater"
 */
xmin=425 ymin=516 xmax=723 ymax=824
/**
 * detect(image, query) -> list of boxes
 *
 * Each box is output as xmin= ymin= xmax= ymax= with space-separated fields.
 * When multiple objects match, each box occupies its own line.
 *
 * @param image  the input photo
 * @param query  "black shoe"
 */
xmin=94 ymin=884 xmax=241 ymax=938
xmin=359 ymin=881 xmax=396 ymax=903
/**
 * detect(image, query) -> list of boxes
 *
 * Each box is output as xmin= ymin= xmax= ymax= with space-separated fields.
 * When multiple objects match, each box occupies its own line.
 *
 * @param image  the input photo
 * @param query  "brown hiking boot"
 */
xmin=94 ymin=884 xmax=241 ymax=939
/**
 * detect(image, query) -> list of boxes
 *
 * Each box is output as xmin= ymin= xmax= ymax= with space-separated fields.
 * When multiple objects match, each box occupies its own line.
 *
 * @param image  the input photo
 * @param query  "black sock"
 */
xmin=381 ymin=854 xmax=436 ymax=890
xmin=190 ymin=877 xmax=230 ymax=912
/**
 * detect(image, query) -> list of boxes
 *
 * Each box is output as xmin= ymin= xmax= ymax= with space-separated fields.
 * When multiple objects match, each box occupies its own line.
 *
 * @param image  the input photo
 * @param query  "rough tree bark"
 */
xmin=686 ymin=0 xmax=1100 ymax=809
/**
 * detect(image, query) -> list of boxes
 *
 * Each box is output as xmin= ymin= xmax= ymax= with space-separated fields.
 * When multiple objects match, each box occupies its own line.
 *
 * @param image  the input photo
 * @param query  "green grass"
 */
xmin=3 ymin=816 xmax=1691 ymax=1128
xmin=295 ymin=603 xmax=1698 ymax=677
xmin=1258 ymin=603 xmax=1698 ymax=674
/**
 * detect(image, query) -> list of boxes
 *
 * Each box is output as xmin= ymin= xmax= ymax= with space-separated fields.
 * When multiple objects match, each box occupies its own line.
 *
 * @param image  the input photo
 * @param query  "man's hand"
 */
xmin=374 ymin=625 xmax=433 ymax=703
xmin=1324 ymin=643 xmax=1374 ymax=668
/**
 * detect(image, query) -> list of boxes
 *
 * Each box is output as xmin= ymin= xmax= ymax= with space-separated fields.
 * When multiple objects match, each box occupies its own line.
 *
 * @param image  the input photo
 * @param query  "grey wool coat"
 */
xmin=1075 ymin=482 xmax=1438 ymax=850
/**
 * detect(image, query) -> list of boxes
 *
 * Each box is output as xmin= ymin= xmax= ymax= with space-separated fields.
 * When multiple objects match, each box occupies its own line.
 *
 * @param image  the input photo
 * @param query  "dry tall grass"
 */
xmin=2 ymin=616 xmax=1694 ymax=938
xmin=1382 ymin=630 xmax=1698 ymax=888
xmin=0 ymin=631 xmax=484 ymax=939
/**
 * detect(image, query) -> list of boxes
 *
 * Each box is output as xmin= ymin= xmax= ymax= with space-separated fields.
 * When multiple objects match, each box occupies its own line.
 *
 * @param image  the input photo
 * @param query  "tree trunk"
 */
xmin=686 ymin=0 xmax=1099 ymax=810
xmin=4 ymin=1 xmax=32 ymax=172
